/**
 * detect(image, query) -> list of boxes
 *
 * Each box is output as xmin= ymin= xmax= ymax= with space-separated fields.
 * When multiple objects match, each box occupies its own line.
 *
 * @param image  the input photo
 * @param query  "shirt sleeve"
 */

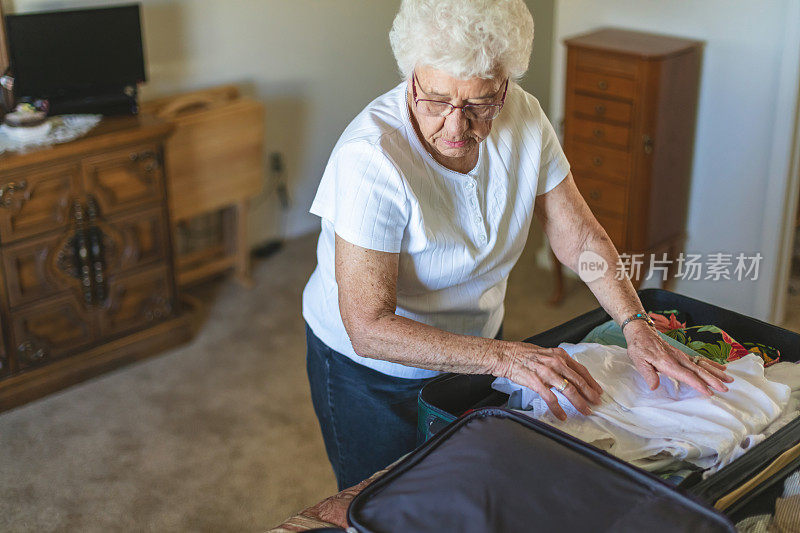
xmin=309 ymin=140 xmax=409 ymax=253
xmin=535 ymin=111 xmax=571 ymax=196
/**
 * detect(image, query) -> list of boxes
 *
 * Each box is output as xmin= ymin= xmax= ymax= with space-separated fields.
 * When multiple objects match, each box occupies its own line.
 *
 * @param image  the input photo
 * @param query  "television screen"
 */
xmin=5 ymin=3 xmax=146 ymax=99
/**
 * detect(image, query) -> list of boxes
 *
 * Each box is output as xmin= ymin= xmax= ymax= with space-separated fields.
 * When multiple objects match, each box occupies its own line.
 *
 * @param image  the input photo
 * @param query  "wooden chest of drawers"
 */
xmin=563 ymin=28 xmax=703 ymax=287
xmin=0 ymin=114 xmax=194 ymax=409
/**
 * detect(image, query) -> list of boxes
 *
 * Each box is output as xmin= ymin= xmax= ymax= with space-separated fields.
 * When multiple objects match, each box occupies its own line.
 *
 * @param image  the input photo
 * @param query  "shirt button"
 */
xmin=475 ymin=216 xmax=482 ymax=224
xmin=479 ymin=234 xmax=487 ymax=243
xmin=465 ymin=181 xmax=475 ymax=190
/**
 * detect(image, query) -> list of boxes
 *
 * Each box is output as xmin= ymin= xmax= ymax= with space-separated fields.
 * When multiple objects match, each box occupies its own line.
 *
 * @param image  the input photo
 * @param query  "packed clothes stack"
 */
xmin=493 ymin=309 xmax=800 ymax=485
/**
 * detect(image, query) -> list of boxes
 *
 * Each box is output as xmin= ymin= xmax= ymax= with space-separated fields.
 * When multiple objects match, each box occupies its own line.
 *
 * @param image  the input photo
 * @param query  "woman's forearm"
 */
xmin=346 ymin=311 xmax=506 ymax=375
xmin=577 ymin=225 xmax=646 ymax=326
xmin=335 ymin=233 xmax=513 ymax=375
xmin=541 ymin=174 xmax=645 ymax=326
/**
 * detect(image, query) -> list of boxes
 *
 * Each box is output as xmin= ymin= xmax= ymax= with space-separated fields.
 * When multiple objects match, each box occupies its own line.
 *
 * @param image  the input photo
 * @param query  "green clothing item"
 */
xmin=579 ymin=319 xmax=706 ymax=362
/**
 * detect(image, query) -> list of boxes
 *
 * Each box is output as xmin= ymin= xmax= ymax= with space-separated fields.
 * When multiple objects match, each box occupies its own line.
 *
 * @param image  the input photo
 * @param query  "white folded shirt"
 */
xmin=492 ymin=343 xmax=800 ymax=472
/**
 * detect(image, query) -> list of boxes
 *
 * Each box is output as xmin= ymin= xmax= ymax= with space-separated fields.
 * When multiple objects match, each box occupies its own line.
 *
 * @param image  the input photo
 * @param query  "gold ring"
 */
xmin=557 ymin=378 xmax=569 ymax=392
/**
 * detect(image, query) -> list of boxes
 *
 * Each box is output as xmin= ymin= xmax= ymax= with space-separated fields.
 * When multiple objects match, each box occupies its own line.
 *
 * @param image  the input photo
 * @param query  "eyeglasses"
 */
xmin=412 ymin=71 xmax=508 ymax=121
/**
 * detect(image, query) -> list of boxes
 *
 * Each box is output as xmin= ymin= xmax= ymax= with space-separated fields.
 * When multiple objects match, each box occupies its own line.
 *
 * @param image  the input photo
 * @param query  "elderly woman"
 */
xmin=302 ymin=0 xmax=732 ymax=490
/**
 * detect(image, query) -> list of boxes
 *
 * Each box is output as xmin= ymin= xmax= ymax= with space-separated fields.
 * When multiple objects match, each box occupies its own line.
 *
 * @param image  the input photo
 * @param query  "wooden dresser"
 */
xmin=563 ymin=28 xmax=703 ymax=288
xmin=0 ymin=114 xmax=195 ymax=410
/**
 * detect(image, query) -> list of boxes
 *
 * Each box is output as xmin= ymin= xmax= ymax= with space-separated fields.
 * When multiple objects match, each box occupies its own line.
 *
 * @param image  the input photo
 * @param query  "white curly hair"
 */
xmin=389 ymin=0 xmax=535 ymax=81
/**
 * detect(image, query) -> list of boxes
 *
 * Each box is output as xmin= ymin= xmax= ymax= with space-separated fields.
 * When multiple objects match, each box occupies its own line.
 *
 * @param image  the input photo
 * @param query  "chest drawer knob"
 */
xmin=592 ymin=156 xmax=604 ymax=167
xmin=594 ymin=104 xmax=606 ymax=116
xmin=597 ymin=80 xmax=609 ymax=91
xmin=589 ymin=190 xmax=602 ymax=201
xmin=593 ymin=128 xmax=605 ymax=138
xmin=0 ymin=180 xmax=28 ymax=207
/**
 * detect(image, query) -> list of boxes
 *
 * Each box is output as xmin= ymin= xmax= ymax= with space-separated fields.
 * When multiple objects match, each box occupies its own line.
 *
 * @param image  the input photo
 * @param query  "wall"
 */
xmin=550 ymin=0 xmax=800 ymax=318
xmin=520 ymin=0 xmax=555 ymax=112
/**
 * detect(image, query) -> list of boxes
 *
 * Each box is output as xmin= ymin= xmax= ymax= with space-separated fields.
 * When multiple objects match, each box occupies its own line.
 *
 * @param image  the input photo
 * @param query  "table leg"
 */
xmin=234 ymin=199 xmax=254 ymax=288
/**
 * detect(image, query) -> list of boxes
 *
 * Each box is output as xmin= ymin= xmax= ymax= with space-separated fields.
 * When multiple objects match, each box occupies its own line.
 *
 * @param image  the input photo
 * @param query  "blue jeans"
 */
xmin=305 ymin=322 xmax=502 ymax=491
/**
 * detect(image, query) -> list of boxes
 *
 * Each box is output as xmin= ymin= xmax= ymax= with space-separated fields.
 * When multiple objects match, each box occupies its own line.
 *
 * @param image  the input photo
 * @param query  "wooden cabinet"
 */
xmin=0 ymin=114 xmax=195 ymax=410
xmin=563 ymin=28 xmax=703 ymax=286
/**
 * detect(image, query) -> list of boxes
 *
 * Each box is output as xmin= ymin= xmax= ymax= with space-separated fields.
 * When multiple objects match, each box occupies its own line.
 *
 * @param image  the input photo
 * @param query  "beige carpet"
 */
xmin=0 ymin=230 xmax=795 ymax=532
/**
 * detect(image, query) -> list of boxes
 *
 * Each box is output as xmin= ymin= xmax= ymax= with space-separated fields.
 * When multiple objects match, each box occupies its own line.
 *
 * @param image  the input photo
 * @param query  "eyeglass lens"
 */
xmin=416 ymin=100 xmax=500 ymax=120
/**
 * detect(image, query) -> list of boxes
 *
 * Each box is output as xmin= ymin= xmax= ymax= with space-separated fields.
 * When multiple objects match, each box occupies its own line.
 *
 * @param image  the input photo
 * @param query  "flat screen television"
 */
xmin=5 ymin=3 xmax=146 ymax=100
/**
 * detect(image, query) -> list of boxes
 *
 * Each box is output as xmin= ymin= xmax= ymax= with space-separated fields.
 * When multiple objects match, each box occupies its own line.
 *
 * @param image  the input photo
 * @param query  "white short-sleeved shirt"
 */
xmin=302 ymin=81 xmax=570 ymax=379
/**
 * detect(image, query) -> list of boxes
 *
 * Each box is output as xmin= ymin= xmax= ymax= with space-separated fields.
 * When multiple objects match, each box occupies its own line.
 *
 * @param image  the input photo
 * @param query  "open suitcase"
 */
xmin=394 ymin=288 xmax=800 ymax=531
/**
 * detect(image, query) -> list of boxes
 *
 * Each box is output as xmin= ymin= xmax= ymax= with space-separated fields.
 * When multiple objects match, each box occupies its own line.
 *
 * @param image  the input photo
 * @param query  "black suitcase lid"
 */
xmin=350 ymin=408 xmax=735 ymax=533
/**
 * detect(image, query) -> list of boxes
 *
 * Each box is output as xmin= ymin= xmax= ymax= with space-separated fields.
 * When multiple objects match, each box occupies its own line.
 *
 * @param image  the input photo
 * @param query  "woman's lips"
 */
xmin=441 ymin=139 xmax=469 ymax=148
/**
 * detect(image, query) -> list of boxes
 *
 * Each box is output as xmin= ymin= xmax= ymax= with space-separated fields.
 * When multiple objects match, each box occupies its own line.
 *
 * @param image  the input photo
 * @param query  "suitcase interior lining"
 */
xmin=725 ymin=460 xmax=800 ymax=523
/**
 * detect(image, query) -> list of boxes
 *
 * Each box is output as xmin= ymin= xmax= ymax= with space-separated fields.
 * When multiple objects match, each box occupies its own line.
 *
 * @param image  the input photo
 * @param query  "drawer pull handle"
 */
xmin=129 ymin=150 xmax=157 ymax=162
xmin=86 ymin=196 xmax=107 ymax=305
xmin=130 ymin=150 xmax=160 ymax=173
xmin=18 ymin=340 xmax=47 ymax=364
xmin=70 ymin=201 xmax=94 ymax=306
xmin=592 ymin=157 xmax=603 ymax=167
xmin=594 ymin=105 xmax=606 ymax=115
xmin=0 ymin=180 xmax=28 ymax=207
xmin=597 ymin=80 xmax=609 ymax=90
xmin=589 ymin=190 xmax=601 ymax=201
xmin=643 ymin=135 xmax=654 ymax=155
xmin=593 ymin=129 xmax=604 ymax=138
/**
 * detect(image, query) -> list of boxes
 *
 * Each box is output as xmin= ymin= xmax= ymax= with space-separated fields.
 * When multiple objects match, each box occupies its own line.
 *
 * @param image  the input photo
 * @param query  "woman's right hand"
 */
xmin=491 ymin=341 xmax=604 ymax=420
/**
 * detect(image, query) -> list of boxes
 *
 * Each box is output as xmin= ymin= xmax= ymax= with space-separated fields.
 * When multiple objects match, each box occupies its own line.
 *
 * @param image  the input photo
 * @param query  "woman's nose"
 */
xmin=444 ymin=108 xmax=469 ymax=134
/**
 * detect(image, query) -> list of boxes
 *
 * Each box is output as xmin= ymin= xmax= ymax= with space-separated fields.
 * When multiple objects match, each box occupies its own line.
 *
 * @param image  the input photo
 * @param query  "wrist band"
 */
xmin=620 ymin=312 xmax=655 ymax=331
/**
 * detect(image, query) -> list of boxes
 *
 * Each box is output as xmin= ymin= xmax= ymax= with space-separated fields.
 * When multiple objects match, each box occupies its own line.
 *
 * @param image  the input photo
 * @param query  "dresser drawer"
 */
xmin=0 ymin=162 xmax=80 ymax=244
xmin=575 ymin=175 xmax=628 ymax=217
xmin=2 ymin=230 xmax=78 ymax=308
xmin=100 ymin=205 xmax=170 ymax=275
xmin=575 ymin=49 xmax=638 ymax=77
xmin=82 ymin=143 xmax=165 ymax=217
xmin=574 ymin=70 xmax=636 ymax=100
xmin=568 ymin=141 xmax=631 ymax=184
xmin=570 ymin=118 xmax=631 ymax=149
xmin=99 ymin=265 xmax=173 ymax=339
xmin=595 ymin=212 xmax=626 ymax=250
xmin=572 ymin=93 xmax=633 ymax=124
xmin=11 ymin=293 xmax=95 ymax=371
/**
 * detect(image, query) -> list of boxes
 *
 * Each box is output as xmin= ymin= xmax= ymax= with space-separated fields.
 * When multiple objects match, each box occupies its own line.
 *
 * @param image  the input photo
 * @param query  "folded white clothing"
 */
xmin=492 ymin=343 xmax=800 ymax=472
xmin=763 ymin=362 xmax=800 ymax=437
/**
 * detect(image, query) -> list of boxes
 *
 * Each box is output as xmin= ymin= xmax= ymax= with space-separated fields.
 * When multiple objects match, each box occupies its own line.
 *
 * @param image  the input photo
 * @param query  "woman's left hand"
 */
xmin=624 ymin=321 xmax=734 ymax=396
